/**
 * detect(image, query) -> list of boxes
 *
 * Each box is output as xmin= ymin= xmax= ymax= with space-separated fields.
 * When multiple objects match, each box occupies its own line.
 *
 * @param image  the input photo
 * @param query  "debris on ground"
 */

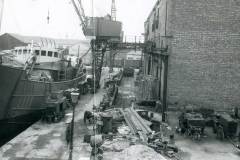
xmin=117 ymin=125 xmax=131 ymax=135
xmin=102 ymin=138 xmax=130 ymax=152
xmin=104 ymin=109 xmax=123 ymax=121
xmin=83 ymin=71 xmax=180 ymax=160
xmin=103 ymin=144 xmax=167 ymax=160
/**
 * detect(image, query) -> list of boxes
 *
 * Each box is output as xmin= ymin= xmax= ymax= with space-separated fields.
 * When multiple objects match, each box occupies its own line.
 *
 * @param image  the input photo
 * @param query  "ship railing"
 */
xmin=47 ymin=73 xmax=86 ymax=92
xmin=1 ymin=55 xmax=24 ymax=66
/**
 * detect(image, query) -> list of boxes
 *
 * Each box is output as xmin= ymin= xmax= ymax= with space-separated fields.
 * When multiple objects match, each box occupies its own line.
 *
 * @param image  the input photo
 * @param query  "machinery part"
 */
xmin=216 ymin=125 xmax=224 ymax=140
xmin=191 ymin=128 xmax=201 ymax=141
xmin=90 ymin=40 xmax=107 ymax=93
xmin=71 ymin=0 xmax=122 ymax=93
xmin=83 ymin=110 xmax=94 ymax=124
xmin=90 ymin=134 xmax=103 ymax=157
xmin=71 ymin=0 xmax=124 ymax=95
xmin=212 ymin=113 xmax=238 ymax=139
xmin=178 ymin=112 xmax=205 ymax=140
xmin=90 ymin=135 xmax=103 ymax=148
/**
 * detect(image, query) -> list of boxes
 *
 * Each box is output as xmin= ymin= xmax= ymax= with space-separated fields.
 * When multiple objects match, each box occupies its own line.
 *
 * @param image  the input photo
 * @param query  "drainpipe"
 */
xmin=162 ymin=0 xmax=169 ymax=122
xmin=158 ymin=55 xmax=162 ymax=99
xmin=162 ymin=55 xmax=168 ymax=122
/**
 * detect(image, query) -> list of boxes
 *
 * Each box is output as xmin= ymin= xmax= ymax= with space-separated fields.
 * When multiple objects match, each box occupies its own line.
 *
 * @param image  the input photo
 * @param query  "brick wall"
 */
xmin=145 ymin=0 xmax=240 ymax=109
xmin=168 ymin=0 xmax=240 ymax=109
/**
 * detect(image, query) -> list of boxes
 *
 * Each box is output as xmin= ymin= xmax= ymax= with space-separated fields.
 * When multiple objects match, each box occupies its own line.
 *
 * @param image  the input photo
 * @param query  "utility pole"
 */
xmin=0 ymin=0 xmax=4 ymax=33
xmin=111 ymin=0 xmax=116 ymax=21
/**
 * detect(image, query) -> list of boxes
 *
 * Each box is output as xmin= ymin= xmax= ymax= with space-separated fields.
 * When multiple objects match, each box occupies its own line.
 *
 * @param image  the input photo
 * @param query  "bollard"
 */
xmin=102 ymin=113 xmax=113 ymax=134
xmin=169 ymin=134 xmax=175 ymax=144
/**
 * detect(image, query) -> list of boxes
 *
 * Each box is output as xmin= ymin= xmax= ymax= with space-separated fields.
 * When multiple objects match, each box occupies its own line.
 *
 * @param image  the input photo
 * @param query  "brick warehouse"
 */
xmin=143 ymin=0 xmax=240 ymax=114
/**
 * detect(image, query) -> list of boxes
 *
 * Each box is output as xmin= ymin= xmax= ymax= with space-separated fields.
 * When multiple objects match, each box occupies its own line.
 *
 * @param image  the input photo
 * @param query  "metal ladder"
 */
xmin=58 ymin=60 xmax=67 ymax=81
xmin=58 ymin=70 xmax=67 ymax=81
xmin=91 ymin=41 xmax=106 ymax=91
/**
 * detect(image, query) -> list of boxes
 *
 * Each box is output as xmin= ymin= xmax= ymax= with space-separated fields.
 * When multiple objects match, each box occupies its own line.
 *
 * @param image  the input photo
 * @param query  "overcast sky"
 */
xmin=0 ymin=0 xmax=157 ymax=40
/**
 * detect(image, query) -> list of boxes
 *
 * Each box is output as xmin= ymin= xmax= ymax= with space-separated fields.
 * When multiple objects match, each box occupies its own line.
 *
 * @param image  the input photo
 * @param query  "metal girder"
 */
xmin=71 ymin=0 xmax=87 ymax=34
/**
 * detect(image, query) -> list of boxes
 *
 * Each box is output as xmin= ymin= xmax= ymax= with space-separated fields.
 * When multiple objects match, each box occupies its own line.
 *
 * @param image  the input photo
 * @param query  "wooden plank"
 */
xmin=12 ymin=95 xmax=45 ymax=97
xmin=11 ymin=107 xmax=45 ymax=110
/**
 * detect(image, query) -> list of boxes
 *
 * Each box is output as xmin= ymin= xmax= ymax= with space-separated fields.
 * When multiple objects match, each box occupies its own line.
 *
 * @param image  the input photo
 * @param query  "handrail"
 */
xmin=47 ymin=73 xmax=86 ymax=84
xmin=1 ymin=55 xmax=24 ymax=66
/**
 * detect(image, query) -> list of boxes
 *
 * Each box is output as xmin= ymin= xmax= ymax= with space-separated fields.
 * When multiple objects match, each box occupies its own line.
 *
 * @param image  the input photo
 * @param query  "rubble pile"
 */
xmin=102 ymin=138 xmax=130 ymax=152
xmin=117 ymin=125 xmax=131 ymax=135
xmin=103 ymin=144 xmax=167 ymax=160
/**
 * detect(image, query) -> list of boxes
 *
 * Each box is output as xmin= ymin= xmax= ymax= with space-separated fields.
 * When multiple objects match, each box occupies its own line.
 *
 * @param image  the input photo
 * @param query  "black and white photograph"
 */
xmin=0 ymin=0 xmax=240 ymax=159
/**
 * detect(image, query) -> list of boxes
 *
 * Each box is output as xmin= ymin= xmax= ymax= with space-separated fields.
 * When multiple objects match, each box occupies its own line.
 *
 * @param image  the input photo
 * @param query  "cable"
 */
xmin=90 ymin=0 xmax=98 ymax=159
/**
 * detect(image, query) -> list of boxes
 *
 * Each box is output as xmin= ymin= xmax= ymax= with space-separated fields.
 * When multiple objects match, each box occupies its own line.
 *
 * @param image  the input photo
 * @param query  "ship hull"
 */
xmin=0 ymin=64 xmax=85 ymax=143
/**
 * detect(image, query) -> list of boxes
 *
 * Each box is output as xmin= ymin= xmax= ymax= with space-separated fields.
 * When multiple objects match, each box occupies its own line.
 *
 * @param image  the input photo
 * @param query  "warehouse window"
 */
xmin=41 ymin=50 xmax=46 ymax=56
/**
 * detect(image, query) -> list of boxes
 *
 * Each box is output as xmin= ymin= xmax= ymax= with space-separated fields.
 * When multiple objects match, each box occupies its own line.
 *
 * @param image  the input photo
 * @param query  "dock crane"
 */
xmin=71 ymin=0 xmax=122 ymax=93
xmin=70 ymin=0 xmax=88 ymax=35
xmin=111 ymin=0 xmax=116 ymax=21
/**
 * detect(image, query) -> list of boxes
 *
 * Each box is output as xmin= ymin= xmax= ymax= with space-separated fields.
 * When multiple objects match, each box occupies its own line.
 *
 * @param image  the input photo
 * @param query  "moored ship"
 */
xmin=0 ymin=45 xmax=86 ymax=139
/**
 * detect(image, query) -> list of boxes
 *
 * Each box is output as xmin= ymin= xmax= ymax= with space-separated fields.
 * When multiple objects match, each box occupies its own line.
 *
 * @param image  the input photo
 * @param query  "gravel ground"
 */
xmin=167 ymin=112 xmax=240 ymax=160
xmin=120 ymin=75 xmax=240 ymax=160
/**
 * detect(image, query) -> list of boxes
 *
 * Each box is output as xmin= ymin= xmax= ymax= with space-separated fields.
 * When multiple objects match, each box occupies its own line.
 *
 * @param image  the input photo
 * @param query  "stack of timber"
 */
xmin=119 ymin=105 xmax=152 ymax=143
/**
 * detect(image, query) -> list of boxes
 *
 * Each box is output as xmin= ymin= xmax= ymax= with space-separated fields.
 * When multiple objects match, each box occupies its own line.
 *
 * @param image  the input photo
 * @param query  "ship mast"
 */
xmin=0 ymin=0 xmax=4 ymax=33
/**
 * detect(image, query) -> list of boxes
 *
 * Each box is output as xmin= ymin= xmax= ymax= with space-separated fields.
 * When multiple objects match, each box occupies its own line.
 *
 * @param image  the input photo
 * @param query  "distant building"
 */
xmin=0 ymin=33 xmax=83 ymax=51
xmin=144 ymin=0 xmax=240 ymax=110
xmin=0 ymin=33 xmax=27 ymax=51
